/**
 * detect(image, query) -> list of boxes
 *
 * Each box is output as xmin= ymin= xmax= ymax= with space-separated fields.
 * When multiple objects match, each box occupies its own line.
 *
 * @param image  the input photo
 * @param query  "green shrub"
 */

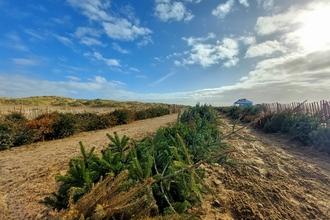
xmin=50 ymin=113 xmax=78 ymax=139
xmin=287 ymin=114 xmax=320 ymax=145
xmin=135 ymin=109 xmax=148 ymax=120
xmin=110 ymin=109 xmax=135 ymax=125
xmin=228 ymin=106 xmax=242 ymax=119
xmin=13 ymin=129 xmax=40 ymax=146
xmin=180 ymin=103 xmax=218 ymax=125
xmin=5 ymin=111 xmax=27 ymax=122
xmin=80 ymin=114 xmax=118 ymax=131
xmin=0 ymin=130 xmax=14 ymax=150
xmin=263 ymin=111 xmax=290 ymax=133
xmin=309 ymin=127 xmax=330 ymax=153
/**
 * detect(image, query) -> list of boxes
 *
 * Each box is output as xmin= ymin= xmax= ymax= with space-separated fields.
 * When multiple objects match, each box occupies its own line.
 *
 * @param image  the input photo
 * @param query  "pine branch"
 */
xmin=156 ymin=149 xmax=236 ymax=183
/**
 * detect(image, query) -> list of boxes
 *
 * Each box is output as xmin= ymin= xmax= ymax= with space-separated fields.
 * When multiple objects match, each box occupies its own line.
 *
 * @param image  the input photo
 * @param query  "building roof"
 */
xmin=234 ymin=98 xmax=252 ymax=104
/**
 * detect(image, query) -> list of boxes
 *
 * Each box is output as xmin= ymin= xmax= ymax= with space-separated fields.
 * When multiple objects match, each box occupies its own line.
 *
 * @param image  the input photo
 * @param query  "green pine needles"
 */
xmin=44 ymin=103 xmax=237 ymax=219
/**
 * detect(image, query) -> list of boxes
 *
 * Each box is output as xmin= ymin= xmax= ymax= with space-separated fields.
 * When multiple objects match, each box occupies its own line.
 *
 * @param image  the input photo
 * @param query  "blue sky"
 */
xmin=1 ymin=0 xmax=330 ymax=105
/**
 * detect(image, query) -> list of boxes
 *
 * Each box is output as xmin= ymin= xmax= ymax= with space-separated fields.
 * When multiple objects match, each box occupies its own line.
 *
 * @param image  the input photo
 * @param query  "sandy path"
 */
xmin=201 ymin=116 xmax=330 ymax=219
xmin=0 ymin=114 xmax=178 ymax=220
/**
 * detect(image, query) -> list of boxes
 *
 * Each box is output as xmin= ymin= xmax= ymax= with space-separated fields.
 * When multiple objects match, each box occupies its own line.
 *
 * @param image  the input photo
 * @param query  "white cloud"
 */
xmin=254 ymin=1 xmax=330 ymax=54
xmin=154 ymin=0 xmax=194 ymax=22
xmin=12 ymin=58 xmax=39 ymax=66
xmin=53 ymin=34 xmax=73 ymax=46
xmin=68 ymin=0 xmax=152 ymax=42
xmin=66 ymin=76 xmax=81 ymax=81
xmin=223 ymin=57 xmax=238 ymax=67
xmin=93 ymin=52 xmax=121 ymax=67
xmin=254 ymin=4 xmax=311 ymax=36
xmin=137 ymin=36 xmax=153 ymax=47
xmin=80 ymin=37 xmax=105 ymax=46
xmin=67 ymin=0 xmax=111 ymax=21
xmin=4 ymin=33 xmax=29 ymax=52
xmin=239 ymin=36 xmax=256 ymax=45
xmin=113 ymin=42 xmax=130 ymax=54
xmin=0 ymin=74 xmax=127 ymax=98
xmin=174 ymin=60 xmax=181 ymax=66
xmin=154 ymin=57 xmax=164 ymax=62
xmin=130 ymin=67 xmax=140 ymax=72
xmin=74 ymin=27 xmax=101 ymax=38
xmin=150 ymin=71 xmax=176 ymax=86
xmin=245 ymin=40 xmax=287 ymax=58
xmin=182 ymin=32 xmax=216 ymax=46
xmin=136 ymin=75 xmax=147 ymax=79
xmin=239 ymin=0 xmax=249 ymax=7
xmin=103 ymin=19 xmax=152 ymax=41
xmin=29 ymin=5 xmax=48 ymax=12
xmin=24 ymin=29 xmax=45 ymax=40
xmin=257 ymin=0 xmax=274 ymax=11
xmin=184 ymin=0 xmax=202 ymax=3
xmin=182 ymin=35 xmax=239 ymax=68
xmin=212 ymin=0 xmax=235 ymax=19
xmin=94 ymin=75 xmax=107 ymax=84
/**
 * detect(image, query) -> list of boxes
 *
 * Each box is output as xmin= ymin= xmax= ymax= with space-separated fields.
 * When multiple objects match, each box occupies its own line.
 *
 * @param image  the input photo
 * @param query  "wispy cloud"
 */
xmin=154 ymin=57 xmax=164 ymax=62
xmin=74 ymin=27 xmax=101 ymax=38
xmin=24 ymin=29 xmax=45 ymax=40
xmin=257 ymin=0 xmax=275 ymax=11
xmin=12 ymin=58 xmax=39 ymax=66
xmin=245 ymin=40 xmax=287 ymax=58
xmin=150 ymin=71 xmax=176 ymax=86
xmin=53 ymin=34 xmax=73 ymax=46
xmin=137 ymin=36 xmax=153 ymax=47
xmin=212 ymin=0 xmax=235 ymax=19
xmin=0 ymin=74 xmax=126 ymax=98
xmin=93 ymin=52 xmax=121 ymax=67
xmin=113 ymin=42 xmax=130 ymax=54
xmin=29 ymin=5 xmax=48 ymax=12
xmin=130 ymin=67 xmax=140 ymax=72
xmin=4 ymin=33 xmax=29 ymax=52
xmin=239 ymin=36 xmax=256 ymax=45
xmin=182 ymin=32 xmax=216 ymax=46
xmin=136 ymin=75 xmax=146 ymax=79
xmin=66 ymin=76 xmax=81 ymax=81
xmin=238 ymin=0 xmax=249 ymax=7
xmin=80 ymin=37 xmax=106 ymax=46
xmin=102 ymin=19 xmax=152 ymax=41
xmin=154 ymin=0 xmax=194 ymax=22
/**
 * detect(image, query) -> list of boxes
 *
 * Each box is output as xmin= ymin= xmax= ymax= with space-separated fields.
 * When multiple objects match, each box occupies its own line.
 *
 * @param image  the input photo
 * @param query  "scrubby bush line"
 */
xmin=215 ymin=105 xmax=330 ymax=153
xmin=0 ymin=106 xmax=170 ymax=150
xmin=43 ymin=104 xmax=237 ymax=219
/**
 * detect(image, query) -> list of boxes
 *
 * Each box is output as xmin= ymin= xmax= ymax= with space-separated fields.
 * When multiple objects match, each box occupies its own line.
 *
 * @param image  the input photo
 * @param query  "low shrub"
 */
xmin=252 ymin=112 xmax=275 ymax=129
xmin=263 ymin=110 xmax=290 ymax=133
xmin=50 ymin=113 xmax=78 ymax=139
xmin=110 ymin=109 xmax=135 ymax=125
xmin=228 ymin=106 xmax=242 ymax=119
xmin=0 ymin=130 xmax=14 ymax=150
xmin=25 ymin=117 xmax=54 ymax=141
xmin=135 ymin=109 xmax=148 ymax=120
xmin=13 ymin=129 xmax=40 ymax=146
xmin=309 ymin=127 xmax=330 ymax=153
xmin=287 ymin=114 xmax=320 ymax=145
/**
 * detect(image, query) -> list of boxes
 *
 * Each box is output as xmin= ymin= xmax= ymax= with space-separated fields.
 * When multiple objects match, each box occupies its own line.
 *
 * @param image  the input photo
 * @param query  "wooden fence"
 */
xmin=262 ymin=100 xmax=330 ymax=124
xmin=0 ymin=106 xmax=118 ymax=120
xmin=0 ymin=105 xmax=180 ymax=120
